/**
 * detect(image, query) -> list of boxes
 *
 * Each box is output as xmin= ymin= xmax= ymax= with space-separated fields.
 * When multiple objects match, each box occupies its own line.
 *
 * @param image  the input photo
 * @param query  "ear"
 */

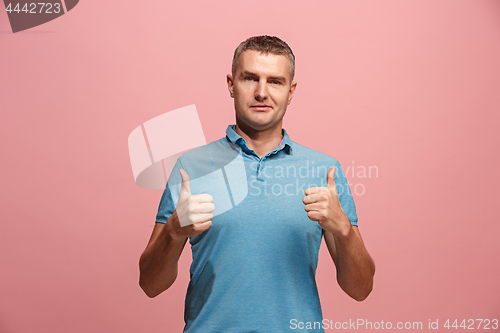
xmin=227 ymin=74 xmax=234 ymax=98
xmin=287 ymin=81 xmax=297 ymax=105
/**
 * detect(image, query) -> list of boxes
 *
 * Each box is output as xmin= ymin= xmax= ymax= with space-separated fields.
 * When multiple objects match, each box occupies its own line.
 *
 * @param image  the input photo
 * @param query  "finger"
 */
xmin=191 ymin=202 xmax=215 ymax=214
xmin=304 ymin=187 xmax=323 ymax=196
xmin=179 ymin=169 xmax=191 ymax=195
xmin=306 ymin=211 xmax=320 ymax=222
xmin=327 ymin=167 xmax=336 ymax=190
xmin=193 ymin=220 xmax=212 ymax=232
xmin=304 ymin=202 xmax=326 ymax=212
xmin=302 ymin=193 xmax=323 ymax=205
xmin=190 ymin=193 xmax=214 ymax=204
xmin=191 ymin=213 xmax=214 ymax=224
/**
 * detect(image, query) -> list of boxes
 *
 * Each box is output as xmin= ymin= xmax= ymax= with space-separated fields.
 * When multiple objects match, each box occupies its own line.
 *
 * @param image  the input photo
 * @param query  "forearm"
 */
xmin=139 ymin=216 xmax=187 ymax=298
xmin=334 ymin=226 xmax=375 ymax=301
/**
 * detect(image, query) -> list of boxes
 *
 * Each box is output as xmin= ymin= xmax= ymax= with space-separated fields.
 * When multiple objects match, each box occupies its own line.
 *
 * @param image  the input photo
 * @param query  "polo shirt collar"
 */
xmin=225 ymin=125 xmax=292 ymax=155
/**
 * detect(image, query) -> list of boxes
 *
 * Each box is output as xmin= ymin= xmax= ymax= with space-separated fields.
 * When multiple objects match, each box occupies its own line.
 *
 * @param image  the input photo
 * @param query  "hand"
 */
xmin=303 ymin=167 xmax=352 ymax=236
xmin=169 ymin=169 xmax=214 ymax=238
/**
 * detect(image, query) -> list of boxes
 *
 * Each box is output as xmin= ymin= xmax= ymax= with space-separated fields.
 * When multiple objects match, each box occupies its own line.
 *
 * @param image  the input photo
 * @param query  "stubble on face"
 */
xmin=228 ymin=50 xmax=296 ymax=136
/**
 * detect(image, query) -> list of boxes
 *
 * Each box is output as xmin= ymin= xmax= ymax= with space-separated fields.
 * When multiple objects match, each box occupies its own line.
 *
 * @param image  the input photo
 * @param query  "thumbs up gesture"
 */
xmin=303 ymin=167 xmax=351 ymax=236
xmin=172 ymin=169 xmax=214 ymax=236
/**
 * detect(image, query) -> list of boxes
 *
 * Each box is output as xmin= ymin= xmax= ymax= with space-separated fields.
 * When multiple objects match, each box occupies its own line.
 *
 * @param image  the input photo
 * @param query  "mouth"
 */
xmin=250 ymin=105 xmax=272 ymax=111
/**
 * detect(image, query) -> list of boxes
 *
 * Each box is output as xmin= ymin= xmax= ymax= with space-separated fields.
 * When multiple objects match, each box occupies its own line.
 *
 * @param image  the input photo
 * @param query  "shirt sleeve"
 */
xmin=155 ymin=157 xmax=184 ymax=224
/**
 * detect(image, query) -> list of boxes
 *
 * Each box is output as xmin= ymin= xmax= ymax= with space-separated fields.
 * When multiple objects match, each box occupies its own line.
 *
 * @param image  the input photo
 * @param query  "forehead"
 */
xmin=236 ymin=50 xmax=291 ymax=81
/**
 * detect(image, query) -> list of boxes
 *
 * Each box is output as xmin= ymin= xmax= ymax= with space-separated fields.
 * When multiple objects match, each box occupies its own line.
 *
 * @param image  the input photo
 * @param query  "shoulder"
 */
xmin=176 ymin=137 xmax=239 ymax=178
xmin=178 ymin=137 xmax=230 ymax=162
xmin=289 ymin=140 xmax=341 ymax=166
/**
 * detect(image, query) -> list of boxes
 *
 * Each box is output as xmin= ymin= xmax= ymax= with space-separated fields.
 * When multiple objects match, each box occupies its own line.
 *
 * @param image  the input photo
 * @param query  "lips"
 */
xmin=250 ymin=105 xmax=272 ymax=111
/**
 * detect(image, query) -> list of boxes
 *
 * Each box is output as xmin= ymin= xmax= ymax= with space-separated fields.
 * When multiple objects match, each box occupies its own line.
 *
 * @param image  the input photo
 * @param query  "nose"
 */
xmin=254 ymin=79 xmax=269 ymax=102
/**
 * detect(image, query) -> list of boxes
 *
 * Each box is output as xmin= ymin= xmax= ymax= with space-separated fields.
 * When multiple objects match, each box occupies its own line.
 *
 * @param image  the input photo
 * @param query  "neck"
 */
xmin=234 ymin=122 xmax=283 ymax=158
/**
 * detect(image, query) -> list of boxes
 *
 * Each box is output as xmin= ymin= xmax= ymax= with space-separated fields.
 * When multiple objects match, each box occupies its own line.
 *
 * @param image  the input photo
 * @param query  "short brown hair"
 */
xmin=232 ymin=35 xmax=295 ymax=82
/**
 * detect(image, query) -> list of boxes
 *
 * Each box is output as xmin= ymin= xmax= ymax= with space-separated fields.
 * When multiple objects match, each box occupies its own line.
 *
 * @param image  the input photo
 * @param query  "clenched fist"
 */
xmin=170 ymin=169 xmax=215 ymax=238
xmin=303 ymin=167 xmax=352 ymax=236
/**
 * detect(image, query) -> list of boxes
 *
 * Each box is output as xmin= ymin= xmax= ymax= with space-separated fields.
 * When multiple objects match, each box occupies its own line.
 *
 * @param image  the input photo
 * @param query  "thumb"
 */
xmin=179 ymin=169 xmax=190 ymax=195
xmin=327 ymin=167 xmax=336 ymax=190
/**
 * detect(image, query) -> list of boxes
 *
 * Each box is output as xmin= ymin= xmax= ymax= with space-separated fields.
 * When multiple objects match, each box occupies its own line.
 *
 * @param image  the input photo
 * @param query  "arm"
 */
xmin=323 ymin=225 xmax=375 ymax=301
xmin=139 ymin=213 xmax=187 ymax=298
xmin=303 ymin=166 xmax=375 ymax=301
xmin=139 ymin=169 xmax=214 ymax=298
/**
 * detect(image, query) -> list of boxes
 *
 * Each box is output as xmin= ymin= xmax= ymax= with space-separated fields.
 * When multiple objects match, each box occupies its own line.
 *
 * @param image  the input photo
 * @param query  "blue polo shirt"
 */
xmin=156 ymin=125 xmax=358 ymax=333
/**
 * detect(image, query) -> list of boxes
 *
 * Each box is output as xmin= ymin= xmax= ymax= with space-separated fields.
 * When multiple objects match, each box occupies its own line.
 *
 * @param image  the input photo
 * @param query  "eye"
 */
xmin=244 ymin=76 xmax=255 ymax=81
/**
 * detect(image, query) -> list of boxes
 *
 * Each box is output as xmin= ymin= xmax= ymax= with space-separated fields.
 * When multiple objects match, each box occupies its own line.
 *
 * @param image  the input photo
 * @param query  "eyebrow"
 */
xmin=241 ymin=71 xmax=288 ymax=83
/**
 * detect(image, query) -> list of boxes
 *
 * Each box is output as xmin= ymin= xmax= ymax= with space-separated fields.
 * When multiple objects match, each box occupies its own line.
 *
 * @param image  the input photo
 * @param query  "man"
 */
xmin=139 ymin=36 xmax=375 ymax=332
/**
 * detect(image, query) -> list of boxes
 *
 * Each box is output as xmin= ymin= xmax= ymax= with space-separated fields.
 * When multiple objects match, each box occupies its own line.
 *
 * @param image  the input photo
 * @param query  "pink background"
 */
xmin=1 ymin=0 xmax=499 ymax=332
